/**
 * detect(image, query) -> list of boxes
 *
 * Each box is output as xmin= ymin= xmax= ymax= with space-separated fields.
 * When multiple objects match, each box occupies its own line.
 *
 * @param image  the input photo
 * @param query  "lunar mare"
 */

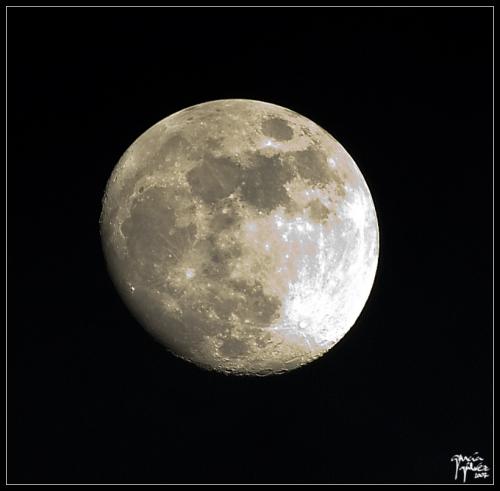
xmin=100 ymin=99 xmax=379 ymax=376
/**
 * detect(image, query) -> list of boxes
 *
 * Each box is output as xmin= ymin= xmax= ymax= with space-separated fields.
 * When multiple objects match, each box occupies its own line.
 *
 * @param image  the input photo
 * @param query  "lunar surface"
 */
xmin=100 ymin=99 xmax=379 ymax=376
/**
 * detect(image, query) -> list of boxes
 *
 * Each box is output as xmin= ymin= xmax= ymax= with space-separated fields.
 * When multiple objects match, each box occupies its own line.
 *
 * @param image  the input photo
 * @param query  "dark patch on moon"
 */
xmin=192 ymin=234 xmax=242 ymax=281
xmin=108 ymin=133 xmax=184 ymax=205
xmin=210 ymin=199 xmax=242 ymax=233
xmin=210 ymin=207 xmax=240 ymax=231
xmin=292 ymin=147 xmax=334 ymax=187
xmin=261 ymin=117 xmax=294 ymax=141
xmin=187 ymin=155 xmax=242 ymax=204
xmin=181 ymin=304 xmax=230 ymax=337
xmin=121 ymin=187 xmax=196 ymax=277
xmin=203 ymin=234 xmax=242 ymax=263
xmin=228 ymin=279 xmax=282 ymax=327
xmin=291 ymin=146 xmax=347 ymax=196
xmin=121 ymin=134 xmax=196 ymax=201
xmin=219 ymin=337 xmax=249 ymax=357
xmin=159 ymin=134 xmax=189 ymax=156
xmin=206 ymin=137 xmax=224 ymax=151
xmin=154 ymin=134 xmax=196 ymax=170
xmin=240 ymin=153 xmax=294 ymax=212
xmin=212 ymin=295 xmax=240 ymax=322
xmin=307 ymin=199 xmax=331 ymax=223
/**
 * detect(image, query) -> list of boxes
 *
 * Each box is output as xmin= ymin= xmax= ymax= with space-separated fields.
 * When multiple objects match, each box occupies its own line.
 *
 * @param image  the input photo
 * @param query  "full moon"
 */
xmin=100 ymin=99 xmax=379 ymax=376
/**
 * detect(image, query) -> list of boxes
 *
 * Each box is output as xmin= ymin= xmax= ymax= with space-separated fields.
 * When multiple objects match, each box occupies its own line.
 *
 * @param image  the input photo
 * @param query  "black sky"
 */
xmin=8 ymin=6 xmax=493 ymax=484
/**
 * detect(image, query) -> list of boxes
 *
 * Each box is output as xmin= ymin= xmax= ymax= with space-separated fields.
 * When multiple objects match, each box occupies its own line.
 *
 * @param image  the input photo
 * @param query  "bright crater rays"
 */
xmin=100 ymin=99 xmax=379 ymax=376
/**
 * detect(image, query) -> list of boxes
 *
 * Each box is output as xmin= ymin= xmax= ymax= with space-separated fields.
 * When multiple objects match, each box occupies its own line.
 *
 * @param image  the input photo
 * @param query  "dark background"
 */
xmin=8 ymin=7 xmax=493 ymax=484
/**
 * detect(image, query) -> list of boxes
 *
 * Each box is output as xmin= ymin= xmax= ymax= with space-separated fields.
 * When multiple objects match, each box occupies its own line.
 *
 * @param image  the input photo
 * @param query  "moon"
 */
xmin=100 ymin=99 xmax=379 ymax=376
